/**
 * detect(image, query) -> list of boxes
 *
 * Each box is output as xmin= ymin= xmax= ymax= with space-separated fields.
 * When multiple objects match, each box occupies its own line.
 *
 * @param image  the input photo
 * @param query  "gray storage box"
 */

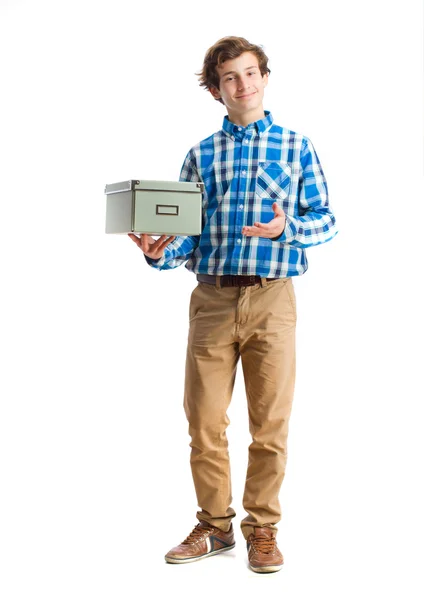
xmin=104 ymin=179 xmax=204 ymax=235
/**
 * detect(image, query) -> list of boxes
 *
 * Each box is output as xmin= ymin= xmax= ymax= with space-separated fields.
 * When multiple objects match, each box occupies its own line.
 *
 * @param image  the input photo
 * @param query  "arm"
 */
xmin=144 ymin=149 xmax=202 ymax=270
xmin=271 ymin=137 xmax=338 ymax=248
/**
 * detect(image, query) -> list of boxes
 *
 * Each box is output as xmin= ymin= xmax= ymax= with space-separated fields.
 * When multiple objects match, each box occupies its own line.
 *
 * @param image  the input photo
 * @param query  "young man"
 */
xmin=129 ymin=36 xmax=337 ymax=573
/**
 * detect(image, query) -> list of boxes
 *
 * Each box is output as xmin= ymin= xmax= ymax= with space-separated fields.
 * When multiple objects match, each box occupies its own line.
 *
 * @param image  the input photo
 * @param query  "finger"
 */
xmin=151 ymin=234 xmax=168 ymax=250
xmin=142 ymin=233 xmax=160 ymax=248
xmin=243 ymin=224 xmax=267 ymax=232
xmin=254 ymin=219 xmax=276 ymax=228
xmin=242 ymin=226 xmax=261 ymax=236
xmin=137 ymin=234 xmax=146 ymax=250
xmin=128 ymin=233 xmax=141 ymax=247
xmin=156 ymin=234 xmax=176 ymax=249
xmin=243 ymin=226 xmax=277 ymax=238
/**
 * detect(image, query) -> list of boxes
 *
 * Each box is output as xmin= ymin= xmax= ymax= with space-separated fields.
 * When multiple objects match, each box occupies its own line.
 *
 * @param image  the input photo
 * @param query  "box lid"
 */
xmin=104 ymin=179 xmax=204 ymax=195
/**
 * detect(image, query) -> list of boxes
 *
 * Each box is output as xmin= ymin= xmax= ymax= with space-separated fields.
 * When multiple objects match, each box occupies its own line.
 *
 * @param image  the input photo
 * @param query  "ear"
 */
xmin=209 ymin=86 xmax=221 ymax=100
xmin=262 ymin=72 xmax=269 ymax=88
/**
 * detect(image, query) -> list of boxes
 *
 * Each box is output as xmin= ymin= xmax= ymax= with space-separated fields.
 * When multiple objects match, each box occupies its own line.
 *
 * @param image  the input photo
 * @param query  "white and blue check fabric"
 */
xmin=145 ymin=110 xmax=337 ymax=277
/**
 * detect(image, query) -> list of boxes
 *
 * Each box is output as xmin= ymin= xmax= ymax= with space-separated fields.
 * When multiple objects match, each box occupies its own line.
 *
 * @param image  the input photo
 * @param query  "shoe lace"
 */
xmin=250 ymin=535 xmax=276 ymax=554
xmin=182 ymin=523 xmax=214 ymax=545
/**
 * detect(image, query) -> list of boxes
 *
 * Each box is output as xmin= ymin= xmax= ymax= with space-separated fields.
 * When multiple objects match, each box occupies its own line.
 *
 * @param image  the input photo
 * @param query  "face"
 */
xmin=209 ymin=51 xmax=268 ymax=123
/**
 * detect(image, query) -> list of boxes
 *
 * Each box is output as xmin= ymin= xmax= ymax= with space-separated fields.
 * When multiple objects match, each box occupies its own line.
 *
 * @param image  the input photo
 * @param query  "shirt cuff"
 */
xmin=144 ymin=249 xmax=169 ymax=269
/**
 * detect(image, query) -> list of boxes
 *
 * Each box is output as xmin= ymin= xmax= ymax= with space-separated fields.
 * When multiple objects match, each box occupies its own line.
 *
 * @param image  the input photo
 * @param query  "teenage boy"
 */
xmin=129 ymin=36 xmax=337 ymax=573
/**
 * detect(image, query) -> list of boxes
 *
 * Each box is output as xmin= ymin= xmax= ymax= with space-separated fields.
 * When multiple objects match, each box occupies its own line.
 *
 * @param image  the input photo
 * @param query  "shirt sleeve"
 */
xmin=144 ymin=149 xmax=202 ymax=270
xmin=271 ymin=137 xmax=338 ymax=247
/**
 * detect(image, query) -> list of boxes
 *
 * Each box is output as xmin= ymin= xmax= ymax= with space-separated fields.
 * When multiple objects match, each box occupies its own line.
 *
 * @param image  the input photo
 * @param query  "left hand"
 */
xmin=242 ymin=202 xmax=286 ymax=239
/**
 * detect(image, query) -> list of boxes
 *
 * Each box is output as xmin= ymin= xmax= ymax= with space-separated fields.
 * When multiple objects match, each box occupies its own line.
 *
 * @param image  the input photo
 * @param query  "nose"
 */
xmin=237 ymin=76 xmax=251 ymax=92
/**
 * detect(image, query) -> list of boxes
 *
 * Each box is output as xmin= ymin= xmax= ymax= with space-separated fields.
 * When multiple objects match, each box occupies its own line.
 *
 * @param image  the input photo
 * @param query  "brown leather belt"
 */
xmin=196 ymin=274 xmax=279 ymax=287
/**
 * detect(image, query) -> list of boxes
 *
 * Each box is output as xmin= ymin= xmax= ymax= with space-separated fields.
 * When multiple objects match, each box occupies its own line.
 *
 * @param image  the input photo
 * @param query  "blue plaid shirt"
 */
xmin=145 ymin=110 xmax=337 ymax=277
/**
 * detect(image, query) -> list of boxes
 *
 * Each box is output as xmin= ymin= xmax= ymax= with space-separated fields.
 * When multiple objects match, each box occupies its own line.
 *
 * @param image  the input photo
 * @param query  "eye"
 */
xmin=225 ymin=71 xmax=256 ymax=81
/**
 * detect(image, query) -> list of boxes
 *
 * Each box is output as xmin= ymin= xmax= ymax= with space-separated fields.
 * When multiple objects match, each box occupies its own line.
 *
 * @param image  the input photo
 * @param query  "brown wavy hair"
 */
xmin=195 ymin=36 xmax=271 ymax=105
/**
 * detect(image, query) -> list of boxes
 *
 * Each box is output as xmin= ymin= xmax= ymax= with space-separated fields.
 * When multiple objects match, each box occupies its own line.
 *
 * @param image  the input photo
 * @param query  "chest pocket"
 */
xmin=255 ymin=160 xmax=292 ymax=201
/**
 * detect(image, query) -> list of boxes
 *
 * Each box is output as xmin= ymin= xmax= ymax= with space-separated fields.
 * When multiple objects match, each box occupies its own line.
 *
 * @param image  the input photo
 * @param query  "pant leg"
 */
xmin=183 ymin=282 xmax=241 ymax=532
xmin=237 ymin=277 xmax=297 ymax=540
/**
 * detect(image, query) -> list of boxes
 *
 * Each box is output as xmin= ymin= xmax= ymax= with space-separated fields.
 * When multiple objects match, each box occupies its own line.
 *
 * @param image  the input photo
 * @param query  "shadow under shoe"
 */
xmin=165 ymin=520 xmax=235 ymax=564
xmin=246 ymin=527 xmax=284 ymax=573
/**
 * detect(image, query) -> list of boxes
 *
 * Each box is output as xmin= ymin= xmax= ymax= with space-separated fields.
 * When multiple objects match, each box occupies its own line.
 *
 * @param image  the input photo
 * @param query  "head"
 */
xmin=195 ymin=36 xmax=270 ymax=120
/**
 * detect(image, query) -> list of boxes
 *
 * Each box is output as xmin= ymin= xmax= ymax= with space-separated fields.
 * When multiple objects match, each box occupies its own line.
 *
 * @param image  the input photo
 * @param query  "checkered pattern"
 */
xmin=145 ymin=110 xmax=338 ymax=277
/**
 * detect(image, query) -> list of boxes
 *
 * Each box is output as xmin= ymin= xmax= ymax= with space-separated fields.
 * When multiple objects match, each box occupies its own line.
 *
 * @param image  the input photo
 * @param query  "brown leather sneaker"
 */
xmin=164 ymin=520 xmax=235 ymax=564
xmin=246 ymin=526 xmax=284 ymax=573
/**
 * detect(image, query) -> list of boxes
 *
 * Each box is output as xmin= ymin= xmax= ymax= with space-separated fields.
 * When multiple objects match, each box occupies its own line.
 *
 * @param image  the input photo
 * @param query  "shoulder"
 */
xmin=183 ymin=129 xmax=225 ymax=170
xmin=269 ymin=120 xmax=310 ymax=148
xmin=188 ymin=129 xmax=224 ymax=153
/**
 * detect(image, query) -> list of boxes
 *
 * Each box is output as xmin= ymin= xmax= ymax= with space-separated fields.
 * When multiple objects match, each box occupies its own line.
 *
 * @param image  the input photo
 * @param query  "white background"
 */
xmin=1 ymin=0 xmax=423 ymax=598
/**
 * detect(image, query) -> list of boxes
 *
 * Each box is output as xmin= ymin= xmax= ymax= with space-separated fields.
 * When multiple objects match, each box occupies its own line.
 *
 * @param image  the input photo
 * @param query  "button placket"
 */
xmin=235 ymin=134 xmax=252 ymax=256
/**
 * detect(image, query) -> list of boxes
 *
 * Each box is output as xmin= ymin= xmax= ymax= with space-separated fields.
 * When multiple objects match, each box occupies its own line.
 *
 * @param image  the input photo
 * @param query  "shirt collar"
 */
xmin=222 ymin=110 xmax=273 ymax=138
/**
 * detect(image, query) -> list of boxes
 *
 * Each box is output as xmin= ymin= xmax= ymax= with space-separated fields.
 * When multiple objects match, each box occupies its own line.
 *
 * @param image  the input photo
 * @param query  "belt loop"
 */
xmin=260 ymin=277 xmax=267 ymax=288
xmin=216 ymin=275 xmax=221 ymax=290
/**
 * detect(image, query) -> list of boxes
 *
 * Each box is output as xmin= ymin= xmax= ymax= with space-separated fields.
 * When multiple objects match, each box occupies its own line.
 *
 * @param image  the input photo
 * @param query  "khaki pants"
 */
xmin=183 ymin=275 xmax=297 ymax=540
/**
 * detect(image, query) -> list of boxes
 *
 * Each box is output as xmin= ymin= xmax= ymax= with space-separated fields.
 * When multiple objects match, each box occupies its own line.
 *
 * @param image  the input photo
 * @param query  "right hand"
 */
xmin=128 ymin=233 xmax=176 ymax=260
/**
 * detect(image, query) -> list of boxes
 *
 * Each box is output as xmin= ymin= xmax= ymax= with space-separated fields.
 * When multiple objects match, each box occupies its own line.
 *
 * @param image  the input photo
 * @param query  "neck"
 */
xmin=227 ymin=107 xmax=265 ymax=128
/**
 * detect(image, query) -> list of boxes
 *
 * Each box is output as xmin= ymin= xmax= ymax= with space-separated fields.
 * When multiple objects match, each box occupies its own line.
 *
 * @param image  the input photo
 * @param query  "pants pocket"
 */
xmin=285 ymin=278 xmax=297 ymax=318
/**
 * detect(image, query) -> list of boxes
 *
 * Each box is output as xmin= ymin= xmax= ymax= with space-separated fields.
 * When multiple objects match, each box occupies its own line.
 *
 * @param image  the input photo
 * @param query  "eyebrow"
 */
xmin=221 ymin=65 xmax=258 ymax=77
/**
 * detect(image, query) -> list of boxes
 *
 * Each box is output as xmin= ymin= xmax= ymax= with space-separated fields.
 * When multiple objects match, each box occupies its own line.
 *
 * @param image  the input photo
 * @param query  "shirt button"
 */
xmin=242 ymin=170 xmax=247 ymax=175
xmin=237 ymin=239 xmax=241 ymax=243
xmin=238 ymin=127 xmax=242 ymax=131
xmin=244 ymin=139 xmax=249 ymax=144
xmin=239 ymin=204 xmax=244 ymax=209
xmin=231 ymin=135 xmax=235 ymax=140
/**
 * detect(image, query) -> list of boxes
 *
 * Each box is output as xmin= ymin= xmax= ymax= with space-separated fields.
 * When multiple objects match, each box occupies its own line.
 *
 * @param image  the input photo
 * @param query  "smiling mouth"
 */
xmin=236 ymin=92 xmax=256 ymax=98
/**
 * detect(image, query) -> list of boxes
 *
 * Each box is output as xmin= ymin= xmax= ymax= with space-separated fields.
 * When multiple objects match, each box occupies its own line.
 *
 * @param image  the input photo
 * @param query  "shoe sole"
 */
xmin=249 ymin=563 xmax=284 ymax=573
xmin=165 ymin=543 xmax=236 ymax=564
